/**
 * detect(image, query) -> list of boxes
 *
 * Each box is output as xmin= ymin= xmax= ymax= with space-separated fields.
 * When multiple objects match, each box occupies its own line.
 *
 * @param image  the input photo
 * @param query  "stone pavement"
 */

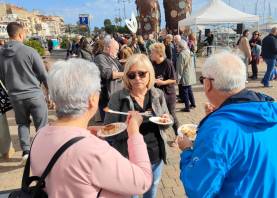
xmin=0 ymin=51 xmax=276 ymax=198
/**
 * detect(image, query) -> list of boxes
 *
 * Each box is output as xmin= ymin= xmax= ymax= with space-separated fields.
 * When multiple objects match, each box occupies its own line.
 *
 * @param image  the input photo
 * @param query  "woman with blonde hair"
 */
xmin=137 ymin=35 xmax=147 ymax=54
xmin=119 ymin=44 xmax=133 ymax=66
xmin=129 ymin=35 xmax=141 ymax=54
xmin=105 ymin=54 xmax=171 ymax=198
xmin=188 ymin=33 xmax=198 ymax=68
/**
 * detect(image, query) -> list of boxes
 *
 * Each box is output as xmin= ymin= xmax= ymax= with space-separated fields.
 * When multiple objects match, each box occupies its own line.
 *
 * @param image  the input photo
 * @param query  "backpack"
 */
xmin=8 ymin=136 xmax=101 ymax=198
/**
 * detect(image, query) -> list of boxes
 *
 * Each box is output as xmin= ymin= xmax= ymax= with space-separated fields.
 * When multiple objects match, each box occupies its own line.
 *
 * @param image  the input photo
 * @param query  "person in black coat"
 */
xmin=261 ymin=27 xmax=277 ymax=87
xmin=204 ymin=32 xmax=214 ymax=56
xmin=164 ymin=34 xmax=174 ymax=62
xmin=249 ymin=31 xmax=262 ymax=80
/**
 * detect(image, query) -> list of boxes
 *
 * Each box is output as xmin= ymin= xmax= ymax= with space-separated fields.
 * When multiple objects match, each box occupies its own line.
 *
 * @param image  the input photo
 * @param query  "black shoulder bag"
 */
xmin=0 ymin=80 xmax=13 ymax=114
xmin=9 ymin=136 xmax=102 ymax=198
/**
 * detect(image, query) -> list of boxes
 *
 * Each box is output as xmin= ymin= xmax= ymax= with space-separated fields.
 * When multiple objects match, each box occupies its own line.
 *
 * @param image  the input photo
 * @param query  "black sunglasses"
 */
xmin=199 ymin=76 xmax=214 ymax=84
xmin=127 ymin=71 xmax=148 ymax=80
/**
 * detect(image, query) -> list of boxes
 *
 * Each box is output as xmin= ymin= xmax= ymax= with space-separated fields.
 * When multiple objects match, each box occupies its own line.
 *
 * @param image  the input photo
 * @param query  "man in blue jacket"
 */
xmin=178 ymin=52 xmax=277 ymax=198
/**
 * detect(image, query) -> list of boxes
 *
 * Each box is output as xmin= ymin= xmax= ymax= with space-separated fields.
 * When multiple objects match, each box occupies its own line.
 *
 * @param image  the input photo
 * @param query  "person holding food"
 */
xmin=105 ymin=54 xmax=171 ymax=198
xmin=30 ymin=58 xmax=153 ymax=198
xmin=150 ymin=42 xmax=179 ymax=144
xmin=178 ymin=52 xmax=277 ymax=198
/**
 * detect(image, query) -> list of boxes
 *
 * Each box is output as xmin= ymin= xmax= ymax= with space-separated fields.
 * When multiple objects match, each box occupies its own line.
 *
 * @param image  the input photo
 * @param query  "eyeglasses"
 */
xmin=127 ymin=71 xmax=148 ymax=80
xmin=199 ymin=76 xmax=214 ymax=84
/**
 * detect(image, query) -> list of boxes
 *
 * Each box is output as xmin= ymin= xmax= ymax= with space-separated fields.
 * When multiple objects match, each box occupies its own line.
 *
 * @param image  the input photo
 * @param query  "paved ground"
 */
xmin=0 ymin=50 xmax=276 ymax=198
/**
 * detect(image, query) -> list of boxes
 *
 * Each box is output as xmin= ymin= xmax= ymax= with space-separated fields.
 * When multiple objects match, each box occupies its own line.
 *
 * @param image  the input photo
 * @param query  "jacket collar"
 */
xmin=198 ymin=89 xmax=274 ymax=128
xmin=119 ymin=87 xmax=160 ymax=100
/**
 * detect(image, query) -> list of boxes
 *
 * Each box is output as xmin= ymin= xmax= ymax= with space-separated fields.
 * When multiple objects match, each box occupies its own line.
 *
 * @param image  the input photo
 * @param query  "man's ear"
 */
xmin=18 ymin=30 xmax=24 ymax=41
xmin=204 ymin=79 xmax=213 ymax=93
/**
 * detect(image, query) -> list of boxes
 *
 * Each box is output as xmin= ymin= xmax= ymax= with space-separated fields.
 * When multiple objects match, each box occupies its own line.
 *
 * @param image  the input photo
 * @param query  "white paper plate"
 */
xmin=149 ymin=117 xmax=173 ymax=126
xmin=177 ymin=124 xmax=198 ymax=141
xmin=97 ymin=122 xmax=127 ymax=138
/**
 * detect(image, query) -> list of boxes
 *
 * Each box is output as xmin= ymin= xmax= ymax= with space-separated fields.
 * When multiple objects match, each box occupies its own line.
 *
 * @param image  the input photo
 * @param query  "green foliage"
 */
xmin=98 ymin=18 xmax=130 ymax=35
xmin=60 ymin=36 xmax=68 ymax=49
xmin=24 ymin=40 xmax=45 ymax=57
xmin=104 ymin=25 xmax=130 ymax=34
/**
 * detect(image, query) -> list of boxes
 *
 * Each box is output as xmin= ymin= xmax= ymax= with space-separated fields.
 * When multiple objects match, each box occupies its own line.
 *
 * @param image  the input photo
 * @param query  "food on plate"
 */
xmin=159 ymin=117 xmax=169 ymax=123
xmin=102 ymin=124 xmax=118 ymax=135
xmin=180 ymin=126 xmax=197 ymax=139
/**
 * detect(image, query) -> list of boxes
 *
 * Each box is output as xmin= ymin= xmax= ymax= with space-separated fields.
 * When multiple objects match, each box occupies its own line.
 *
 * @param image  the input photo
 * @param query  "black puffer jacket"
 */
xmin=261 ymin=34 xmax=277 ymax=59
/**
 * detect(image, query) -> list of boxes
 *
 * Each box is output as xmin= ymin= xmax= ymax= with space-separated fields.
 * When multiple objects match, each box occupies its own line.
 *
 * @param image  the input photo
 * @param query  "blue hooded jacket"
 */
xmin=180 ymin=90 xmax=277 ymax=198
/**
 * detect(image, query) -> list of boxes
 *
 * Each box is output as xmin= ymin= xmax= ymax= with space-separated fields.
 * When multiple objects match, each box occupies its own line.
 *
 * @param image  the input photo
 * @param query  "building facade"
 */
xmin=0 ymin=3 xmax=65 ymax=37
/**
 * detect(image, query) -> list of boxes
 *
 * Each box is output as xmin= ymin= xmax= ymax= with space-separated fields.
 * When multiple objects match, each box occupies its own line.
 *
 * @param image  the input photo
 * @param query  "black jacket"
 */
xmin=104 ymin=88 xmax=171 ymax=164
xmin=261 ymin=34 xmax=277 ymax=59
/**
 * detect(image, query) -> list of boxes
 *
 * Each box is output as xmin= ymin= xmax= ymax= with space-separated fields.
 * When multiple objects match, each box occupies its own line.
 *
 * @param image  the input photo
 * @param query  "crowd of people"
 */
xmin=0 ymin=21 xmax=277 ymax=198
xmin=237 ymin=28 xmax=277 ymax=86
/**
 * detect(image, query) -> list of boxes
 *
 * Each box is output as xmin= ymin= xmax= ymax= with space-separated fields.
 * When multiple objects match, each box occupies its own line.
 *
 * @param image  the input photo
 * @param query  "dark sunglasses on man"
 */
xmin=199 ymin=76 xmax=214 ymax=84
xmin=127 ymin=71 xmax=148 ymax=80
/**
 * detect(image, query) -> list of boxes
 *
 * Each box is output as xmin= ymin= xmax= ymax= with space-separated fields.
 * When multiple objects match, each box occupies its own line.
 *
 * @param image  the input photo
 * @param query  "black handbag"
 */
xmin=0 ymin=80 xmax=12 ymax=114
xmin=8 ymin=136 xmax=96 ymax=198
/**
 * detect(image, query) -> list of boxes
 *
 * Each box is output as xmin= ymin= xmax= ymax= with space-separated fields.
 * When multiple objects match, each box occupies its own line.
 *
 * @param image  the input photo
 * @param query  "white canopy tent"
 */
xmin=178 ymin=0 xmax=259 ymax=28
xmin=251 ymin=22 xmax=277 ymax=34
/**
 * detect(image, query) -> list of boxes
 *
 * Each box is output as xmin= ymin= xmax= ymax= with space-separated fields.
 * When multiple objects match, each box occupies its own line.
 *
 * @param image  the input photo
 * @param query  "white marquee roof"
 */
xmin=179 ymin=0 xmax=259 ymax=28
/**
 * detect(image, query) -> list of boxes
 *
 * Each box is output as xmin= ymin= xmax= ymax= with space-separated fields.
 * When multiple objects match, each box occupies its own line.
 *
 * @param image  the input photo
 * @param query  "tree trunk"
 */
xmin=163 ymin=0 xmax=192 ymax=34
xmin=136 ymin=0 xmax=161 ymax=36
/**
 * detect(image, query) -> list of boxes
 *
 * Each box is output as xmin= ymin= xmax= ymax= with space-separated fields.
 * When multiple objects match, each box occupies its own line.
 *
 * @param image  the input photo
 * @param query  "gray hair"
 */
xmin=202 ymin=52 xmax=246 ymax=92
xmin=103 ymin=35 xmax=113 ymax=48
xmin=48 ymin=58 xmax=101 ymax=118
xmin=174 ymin=35 xmax=181 ymax=43
xmin=177 ymin=40 xmax=189 ymax=50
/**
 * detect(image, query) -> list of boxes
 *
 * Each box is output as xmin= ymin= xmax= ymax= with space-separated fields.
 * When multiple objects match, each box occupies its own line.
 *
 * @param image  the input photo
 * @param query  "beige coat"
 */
xmin=176 ymin=49 xmax=197 ymax=86
xmin=238 ymin=37 xmax=251 ymax=59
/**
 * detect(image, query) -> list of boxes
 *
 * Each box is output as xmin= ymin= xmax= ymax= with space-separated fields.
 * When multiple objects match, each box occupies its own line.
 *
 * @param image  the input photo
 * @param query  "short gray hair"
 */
xmin=177 ymin=40 xmax=189 ymax=50
xmin=103 ymin=35 xmax=113 ymax=48
xmin=202 ymin=52 xmax=246 ymax=92
xmin=48 ymin=58 xmax=101 ymax=118
xmin=174 ymin=35 xmax=181 ymax=43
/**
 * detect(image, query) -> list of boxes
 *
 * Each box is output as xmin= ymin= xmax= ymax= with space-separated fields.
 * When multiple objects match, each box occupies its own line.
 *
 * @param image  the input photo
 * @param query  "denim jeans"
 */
xmin=10 ymin=96 xmax=48 ymax=152
xmin=133 ymin=161 xmax=164 ymax=198
xmin=262 ymin=59 xmax=276 ymax=87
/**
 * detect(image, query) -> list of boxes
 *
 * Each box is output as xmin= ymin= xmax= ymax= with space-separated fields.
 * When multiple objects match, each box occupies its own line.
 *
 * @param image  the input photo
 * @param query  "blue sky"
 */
xmin=3 ymin=0 xmax=277 ymax=29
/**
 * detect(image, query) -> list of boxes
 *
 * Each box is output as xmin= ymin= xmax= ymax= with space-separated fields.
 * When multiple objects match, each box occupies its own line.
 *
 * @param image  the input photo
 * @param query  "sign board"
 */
xmin=79 ymin=14 xmax=89 ymax=26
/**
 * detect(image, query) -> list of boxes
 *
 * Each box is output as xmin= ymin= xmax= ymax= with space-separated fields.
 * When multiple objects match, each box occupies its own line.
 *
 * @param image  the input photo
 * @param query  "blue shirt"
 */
xmin=180 ymin=90 xmax=277 ymax=198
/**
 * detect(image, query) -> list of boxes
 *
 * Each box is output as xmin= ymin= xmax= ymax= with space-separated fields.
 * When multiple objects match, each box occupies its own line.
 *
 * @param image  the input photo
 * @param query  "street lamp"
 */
xmin=117 ymin=0 xmax=131 ymax=20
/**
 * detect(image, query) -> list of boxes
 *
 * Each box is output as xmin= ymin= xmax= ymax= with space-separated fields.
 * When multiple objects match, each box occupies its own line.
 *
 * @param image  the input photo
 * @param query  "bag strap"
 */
xmin=36 ymin=136 xmax=85 ymax=187
xmin=22 ymin=136 xmax=104 ymax=197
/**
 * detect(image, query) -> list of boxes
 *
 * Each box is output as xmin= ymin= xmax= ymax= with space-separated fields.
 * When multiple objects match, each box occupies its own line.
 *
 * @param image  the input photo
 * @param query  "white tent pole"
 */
xmin=227 ymin=23 xmax=230 ymax=47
